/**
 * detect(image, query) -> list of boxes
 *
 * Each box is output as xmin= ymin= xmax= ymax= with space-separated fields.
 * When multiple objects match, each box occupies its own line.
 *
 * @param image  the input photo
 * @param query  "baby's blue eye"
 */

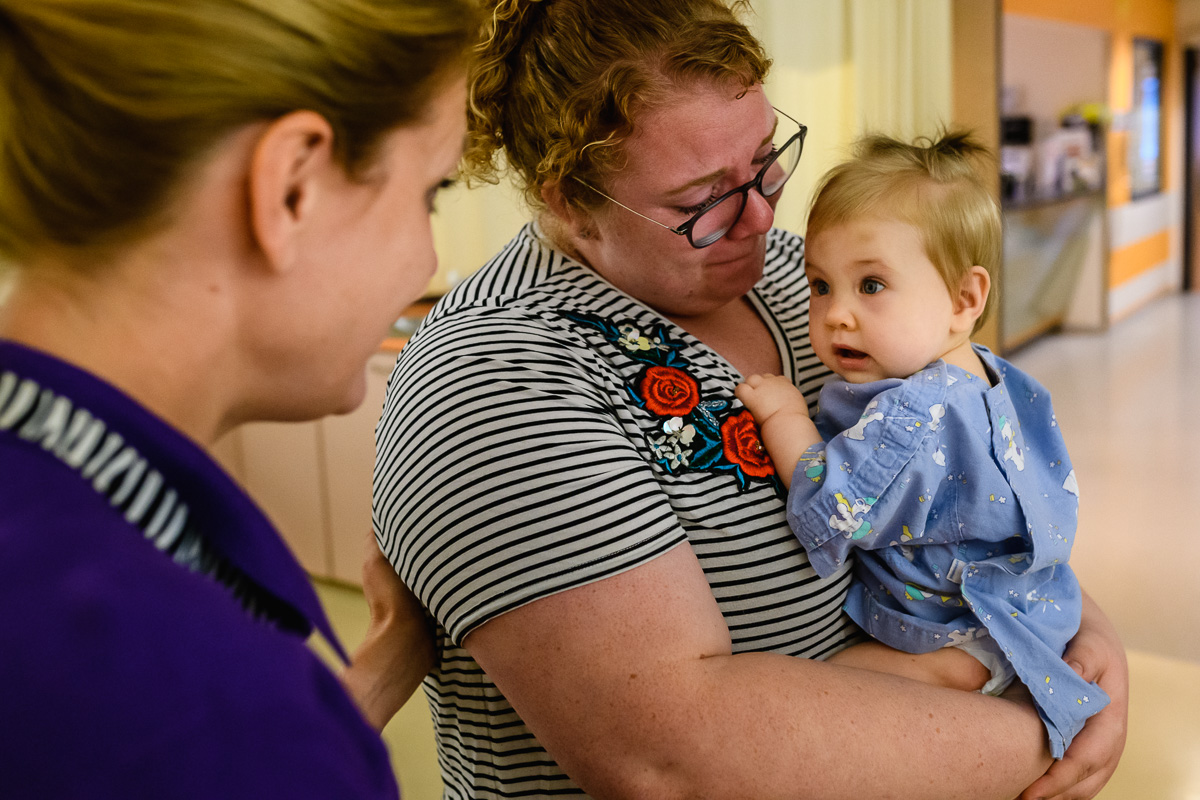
xmin=811 ymin=279 xmax=830 ymax=295
xmin=862 ymin=278 xmax=885 ymax=295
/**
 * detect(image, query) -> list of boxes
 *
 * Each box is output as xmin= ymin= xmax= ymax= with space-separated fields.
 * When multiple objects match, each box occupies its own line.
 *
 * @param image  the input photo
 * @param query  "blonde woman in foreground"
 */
xmin=0 ymin=0 xmax=476 ymax=796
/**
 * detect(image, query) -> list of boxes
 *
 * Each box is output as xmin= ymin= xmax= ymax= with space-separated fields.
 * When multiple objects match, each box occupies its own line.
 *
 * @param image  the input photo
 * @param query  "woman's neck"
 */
xmin=535 ymin=214 xmax=586 ymax=263
xmin=537 ymin=213 xmax=781 ymax=377
xmin=0 ymin=257 xmax=239 ymax=447
xmin=664 ymin=299 xmax=781 ymax=377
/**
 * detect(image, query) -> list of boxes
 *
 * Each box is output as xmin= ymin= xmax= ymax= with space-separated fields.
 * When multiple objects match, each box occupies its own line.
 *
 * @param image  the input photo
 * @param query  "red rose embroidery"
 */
xmin=720 ymin=411 xmax=775 ymax=478
xmin=640 ymin=366 xmax=700 ymax=417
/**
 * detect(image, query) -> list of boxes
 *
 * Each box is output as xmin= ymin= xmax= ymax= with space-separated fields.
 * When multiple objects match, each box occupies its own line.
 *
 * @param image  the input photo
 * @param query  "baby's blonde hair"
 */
xmin=806 ymin=131 xmax=1000 ymax=330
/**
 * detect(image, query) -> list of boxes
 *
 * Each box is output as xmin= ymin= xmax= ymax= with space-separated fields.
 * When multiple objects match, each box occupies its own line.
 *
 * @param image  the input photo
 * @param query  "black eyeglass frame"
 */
xmin=577 ymin=107 xmax=807 ymax=249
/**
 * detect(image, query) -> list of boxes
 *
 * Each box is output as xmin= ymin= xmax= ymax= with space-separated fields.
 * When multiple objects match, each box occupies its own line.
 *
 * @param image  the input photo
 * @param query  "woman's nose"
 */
xmin=726 ymin=188 xmax=775 ymax=240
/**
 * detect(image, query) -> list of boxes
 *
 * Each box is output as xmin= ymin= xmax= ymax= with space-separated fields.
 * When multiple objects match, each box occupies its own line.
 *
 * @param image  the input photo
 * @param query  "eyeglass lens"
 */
xmin=688 ymin=127 xmax=804 ymax=248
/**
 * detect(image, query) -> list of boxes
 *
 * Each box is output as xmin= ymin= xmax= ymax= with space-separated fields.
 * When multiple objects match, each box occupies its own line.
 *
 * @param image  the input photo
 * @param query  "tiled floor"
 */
xmin=1005 ymin=291 xmax=1200 ymax=799
xmin=1007 ymin=292 xmax=1200 ymax=665
xmin=315 ymin=291 xmax=1200 ymax=799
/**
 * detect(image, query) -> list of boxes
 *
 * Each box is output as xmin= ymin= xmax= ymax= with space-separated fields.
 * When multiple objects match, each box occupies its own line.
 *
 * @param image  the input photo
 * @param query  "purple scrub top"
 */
xmin=0 ymin=340 xmax=399 ymax=799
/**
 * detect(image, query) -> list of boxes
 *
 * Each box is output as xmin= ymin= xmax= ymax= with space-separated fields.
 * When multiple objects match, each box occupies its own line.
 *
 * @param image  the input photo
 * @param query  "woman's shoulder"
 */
xmin=765 ymin=226 xmax=805 ymax=268
xmin=757 ymin=227 xmax=807 ymax=297
xmin=0 ymin=479 xmax=395 ymax=796
xmin=430 ymin=224 xmax=547 ymax=314
xmin=402 ymin=223 xmax=666 ymax=365
xmin=426 ymin=222 xmax=597 ymax=325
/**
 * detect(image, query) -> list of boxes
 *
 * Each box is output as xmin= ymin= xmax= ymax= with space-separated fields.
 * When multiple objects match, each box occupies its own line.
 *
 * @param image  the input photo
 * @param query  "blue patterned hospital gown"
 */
xmin=787 ymin=344 xmax=1109 ymax=758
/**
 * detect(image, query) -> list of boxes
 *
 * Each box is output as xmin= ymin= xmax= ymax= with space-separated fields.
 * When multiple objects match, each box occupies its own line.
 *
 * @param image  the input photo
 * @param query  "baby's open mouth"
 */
xmin=835 ymin=347 xmax=867 ymax=359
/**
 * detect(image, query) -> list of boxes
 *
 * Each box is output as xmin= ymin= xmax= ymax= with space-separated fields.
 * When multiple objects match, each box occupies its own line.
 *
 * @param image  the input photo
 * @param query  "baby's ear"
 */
xmin=950 ymin=266 xmax=990 ymax=334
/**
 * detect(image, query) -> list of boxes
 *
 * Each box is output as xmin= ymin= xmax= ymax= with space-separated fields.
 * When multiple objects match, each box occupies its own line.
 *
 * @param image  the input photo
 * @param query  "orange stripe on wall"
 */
xmin=1109 ymin=229 xmax=1170 ymax=288
xmin=1003 ymin=0 xmax=1173 ymax=37
xmin=1004 ymin=0 xmax=1115 ymax=30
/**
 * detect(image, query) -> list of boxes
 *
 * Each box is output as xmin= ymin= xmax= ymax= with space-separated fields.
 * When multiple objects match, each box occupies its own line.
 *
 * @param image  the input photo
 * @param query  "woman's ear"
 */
xmin=950 ymin=265 xmax=990 ymax=334
xmin=247 ymin=110 xmax=336 ymax=273
xmin=540 ymin=180 xmax=597 ymax=241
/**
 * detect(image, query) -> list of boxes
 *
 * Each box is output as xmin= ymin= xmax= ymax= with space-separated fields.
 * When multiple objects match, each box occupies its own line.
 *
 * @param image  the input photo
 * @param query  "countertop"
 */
xmin=380 ymin=298 xmax=436 ymax=353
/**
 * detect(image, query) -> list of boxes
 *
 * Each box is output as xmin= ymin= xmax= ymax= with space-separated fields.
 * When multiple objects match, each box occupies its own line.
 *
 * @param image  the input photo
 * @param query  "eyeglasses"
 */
xmin=577 ymin=108 xmax=806 ymax=248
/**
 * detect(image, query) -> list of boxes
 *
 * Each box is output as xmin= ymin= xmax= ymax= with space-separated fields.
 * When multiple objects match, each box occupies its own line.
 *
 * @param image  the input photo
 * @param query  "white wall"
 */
xmin=1002 ymin=14 xmax=1109 ymax=141
xmin=1178 ymin=0 xmax=1200 ymax=43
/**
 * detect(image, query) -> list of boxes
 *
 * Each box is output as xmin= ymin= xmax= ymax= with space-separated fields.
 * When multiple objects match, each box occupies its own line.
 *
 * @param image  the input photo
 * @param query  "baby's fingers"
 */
xmin=740 ymin=373 xmax=778 ymax=389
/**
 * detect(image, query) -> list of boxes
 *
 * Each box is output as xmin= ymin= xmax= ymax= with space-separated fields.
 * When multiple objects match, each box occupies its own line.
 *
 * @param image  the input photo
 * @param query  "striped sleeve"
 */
xmin=373 ymin=305 xmax=687 ymax=645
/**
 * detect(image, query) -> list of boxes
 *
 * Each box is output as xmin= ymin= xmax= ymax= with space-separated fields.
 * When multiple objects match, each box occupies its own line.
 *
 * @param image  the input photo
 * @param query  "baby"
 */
xmin=736 ymin=132 xmax=1108 ymax=758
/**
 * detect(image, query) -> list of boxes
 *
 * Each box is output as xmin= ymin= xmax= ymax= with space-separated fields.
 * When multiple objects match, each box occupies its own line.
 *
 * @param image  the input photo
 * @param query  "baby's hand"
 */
xmin=829 ymin=641 xmax=992 ymax=693
xmin=735 ymin=375 xmax=821 ymax=489
xmin=735 ymin=373 xmax=811 ymax=425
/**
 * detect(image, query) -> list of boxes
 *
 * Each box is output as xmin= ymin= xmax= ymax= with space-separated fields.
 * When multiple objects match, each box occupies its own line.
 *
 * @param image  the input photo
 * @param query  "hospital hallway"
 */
xmin=313 ymin=291 xmax=1200 ymax=800
xmin=1005 ymin=290 xmax=1200 ymax=799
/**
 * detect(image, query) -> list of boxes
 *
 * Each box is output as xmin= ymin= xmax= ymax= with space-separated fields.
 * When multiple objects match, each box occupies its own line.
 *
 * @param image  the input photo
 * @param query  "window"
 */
xmin=1129 ymin=38 xmax=1164 ymax=199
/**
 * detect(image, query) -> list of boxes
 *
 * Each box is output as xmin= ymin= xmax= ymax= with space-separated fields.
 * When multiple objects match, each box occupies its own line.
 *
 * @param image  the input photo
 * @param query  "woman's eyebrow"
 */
xmin=663 ymin=168 xmax=728 ymax=197
xmin=662 ymin=117 xmax=780 ymax=198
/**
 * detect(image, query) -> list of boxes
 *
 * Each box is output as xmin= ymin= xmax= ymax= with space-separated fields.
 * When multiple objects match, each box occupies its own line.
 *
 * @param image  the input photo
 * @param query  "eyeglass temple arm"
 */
xmin=575 ymin=178 xmax=689 ymax=236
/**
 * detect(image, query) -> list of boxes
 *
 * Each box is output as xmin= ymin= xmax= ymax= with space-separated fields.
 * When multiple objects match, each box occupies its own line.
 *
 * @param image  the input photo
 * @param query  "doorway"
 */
xmin=1184 ymin=47 xmax=1200 ymax=291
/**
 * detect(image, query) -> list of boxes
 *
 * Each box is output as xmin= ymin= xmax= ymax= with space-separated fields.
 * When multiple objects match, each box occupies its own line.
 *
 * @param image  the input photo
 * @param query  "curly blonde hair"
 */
xmin=806 ymin=131 xmax=1001 ymax=331
xmin=465 ymin=0 xmax=770 ymax=214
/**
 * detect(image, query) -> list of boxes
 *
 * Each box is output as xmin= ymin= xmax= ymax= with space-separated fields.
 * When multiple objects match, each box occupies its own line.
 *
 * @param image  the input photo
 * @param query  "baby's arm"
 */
xmin=829 ymin=640 xmax=992 ymax=693
xmin=734 ymin=374 xmax=822 ymax=489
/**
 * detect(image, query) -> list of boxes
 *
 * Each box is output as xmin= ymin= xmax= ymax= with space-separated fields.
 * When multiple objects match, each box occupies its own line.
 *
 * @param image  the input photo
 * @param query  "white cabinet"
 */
xmin=213 ymin=350 xmax=400 ymax=587
xmin=238 ymin=419 xmax=330 ymax=575
xmin=322 ymin=352 xmax=397 ymax=583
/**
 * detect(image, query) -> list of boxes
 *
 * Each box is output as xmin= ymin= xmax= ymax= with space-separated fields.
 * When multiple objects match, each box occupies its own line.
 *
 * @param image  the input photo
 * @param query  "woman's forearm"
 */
xmin=341 ymin=614 xmax=435 ymax=731
xmin=340 ymin=543 xmax=438 ymax=731
xmin=647 ymin=650 xmax=1051 ymax=800
xmin=468 ymin=544 xmax=1052 ymax=800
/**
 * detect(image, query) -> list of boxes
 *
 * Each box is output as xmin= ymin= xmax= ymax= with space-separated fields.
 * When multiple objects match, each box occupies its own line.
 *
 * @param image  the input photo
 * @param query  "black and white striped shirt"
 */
xmin=374 ymin=224 xmax=861 ymax=798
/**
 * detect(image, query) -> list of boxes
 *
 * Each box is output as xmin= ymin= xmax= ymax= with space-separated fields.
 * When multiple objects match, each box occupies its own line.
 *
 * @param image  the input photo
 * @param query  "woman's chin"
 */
xmin=329 ymin=372 xmax=370 ymax=417
xmin=274 ymin=372 xmax=370 ymax=422
xmin=706 ymin=242 xmax=765 ymax=284
xmin=702 ymin=263 xmax=764 ymax=306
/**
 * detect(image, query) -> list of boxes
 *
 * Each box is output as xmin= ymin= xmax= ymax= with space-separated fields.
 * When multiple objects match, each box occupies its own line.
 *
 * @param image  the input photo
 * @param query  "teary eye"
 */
xmin=677 ymin=192 xmax=720 ymax=217
xmin=751 ymin=144 xmax=779 ymax=167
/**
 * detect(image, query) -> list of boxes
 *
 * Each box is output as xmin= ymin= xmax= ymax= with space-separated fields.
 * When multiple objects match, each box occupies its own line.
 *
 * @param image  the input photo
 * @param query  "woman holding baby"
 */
xmin=372 ymin=1 xmax=1128 ymax=798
